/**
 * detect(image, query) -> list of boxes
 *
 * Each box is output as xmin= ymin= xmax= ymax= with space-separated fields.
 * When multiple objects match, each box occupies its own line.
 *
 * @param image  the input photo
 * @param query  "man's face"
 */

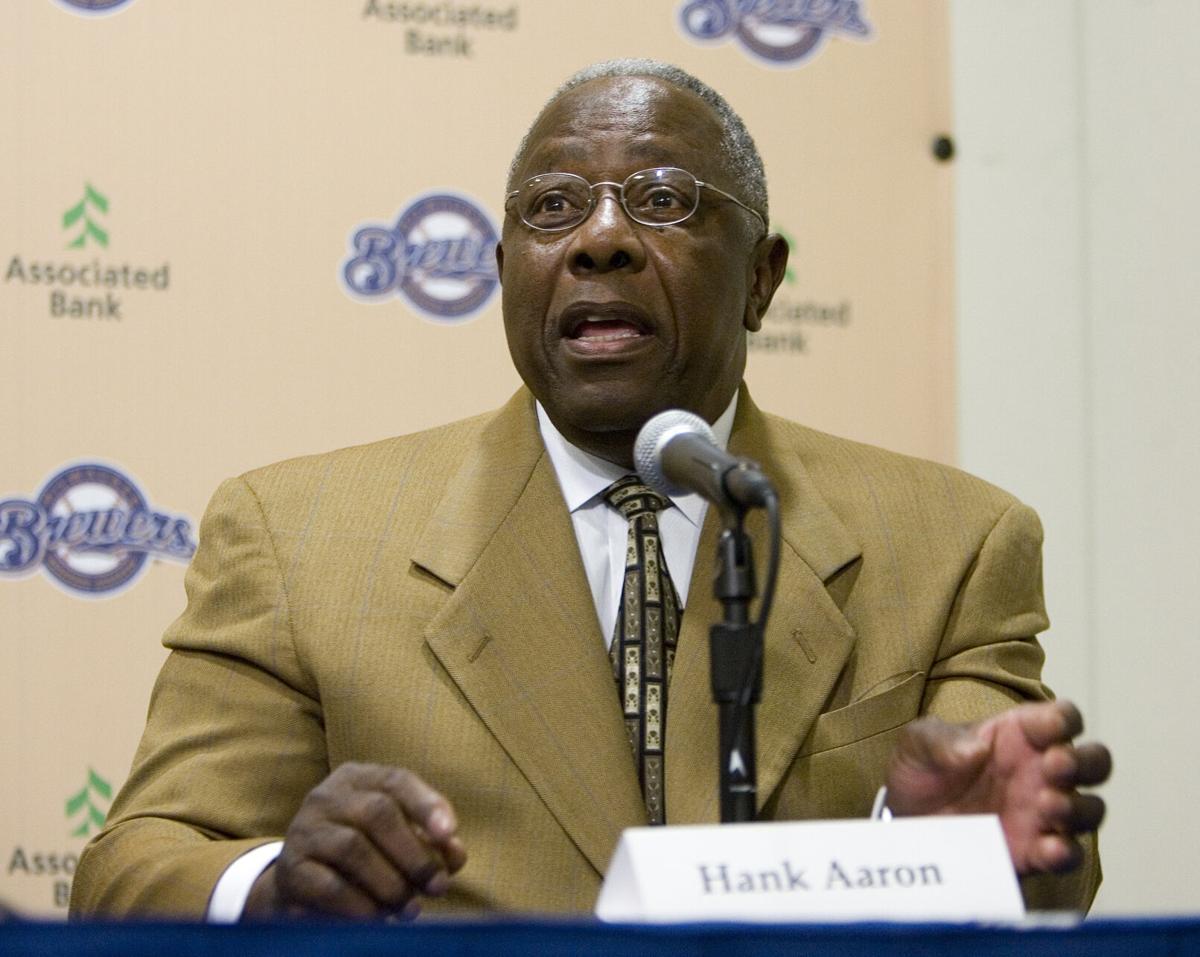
xmin=497 ymin=76 xmax=785 ymax=462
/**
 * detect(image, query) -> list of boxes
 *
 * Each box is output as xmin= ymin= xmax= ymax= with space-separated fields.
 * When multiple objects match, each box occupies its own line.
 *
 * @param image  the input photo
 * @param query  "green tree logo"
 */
xmin=66 ymin=768 xmax=112 ymax=837
xmin=63 ymin=184 xmax=109 ymax=249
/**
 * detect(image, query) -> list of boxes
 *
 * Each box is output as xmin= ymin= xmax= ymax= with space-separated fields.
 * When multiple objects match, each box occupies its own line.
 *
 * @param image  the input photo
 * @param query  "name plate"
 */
xmin=595 ymin=815 xmax=1024 ymax=923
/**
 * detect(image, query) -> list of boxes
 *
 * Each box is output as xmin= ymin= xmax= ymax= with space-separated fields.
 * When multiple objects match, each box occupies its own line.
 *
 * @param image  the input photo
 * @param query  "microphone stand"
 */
xmin=632 ymin=411 xmax=780 ymax=825
xmin=710 ymin=504 xmax=763 ymax=824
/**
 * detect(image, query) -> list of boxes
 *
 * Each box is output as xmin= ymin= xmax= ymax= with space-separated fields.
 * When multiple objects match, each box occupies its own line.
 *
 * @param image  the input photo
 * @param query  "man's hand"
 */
xmin=243 ymin=763 xmax=466 ymax=920
xmin=885 ymin=701 xmax=1111 ymax=875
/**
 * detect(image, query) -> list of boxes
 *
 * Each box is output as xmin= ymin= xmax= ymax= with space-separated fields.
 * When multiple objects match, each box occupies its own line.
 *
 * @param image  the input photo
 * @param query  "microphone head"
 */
xmin=634 ymin=409 xmax=717 ymax=497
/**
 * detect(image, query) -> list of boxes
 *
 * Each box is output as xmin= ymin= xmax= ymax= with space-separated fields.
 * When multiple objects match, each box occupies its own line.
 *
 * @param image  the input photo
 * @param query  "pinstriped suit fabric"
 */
xmin=71 ymin=387 xmax=1099 ymax=919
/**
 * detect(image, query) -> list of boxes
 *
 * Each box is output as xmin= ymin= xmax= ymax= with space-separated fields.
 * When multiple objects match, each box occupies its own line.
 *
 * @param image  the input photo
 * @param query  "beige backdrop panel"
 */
xmin=1 ymin=0 xmax=951 ymax=916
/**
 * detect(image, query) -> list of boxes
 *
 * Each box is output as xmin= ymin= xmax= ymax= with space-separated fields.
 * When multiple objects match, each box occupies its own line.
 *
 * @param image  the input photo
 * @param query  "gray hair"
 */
xmin=507 ymin=58 xmax=769 ymax=225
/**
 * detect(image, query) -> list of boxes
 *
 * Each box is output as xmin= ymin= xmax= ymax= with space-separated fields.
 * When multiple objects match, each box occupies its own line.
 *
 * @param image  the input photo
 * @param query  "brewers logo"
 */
xmin=54 ymin=0 xmax=136 ymax=14
xmin=0 ymin=463 xmax=195 ymax=597
xmin=679 ymin=0 xmax=872 ymax=66
xmin=341 ymin=192 xmax=499 ymax=323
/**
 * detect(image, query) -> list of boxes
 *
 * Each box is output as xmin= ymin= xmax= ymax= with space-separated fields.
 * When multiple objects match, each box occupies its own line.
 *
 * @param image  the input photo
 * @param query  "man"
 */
xmin=71 ymin=59 xmax=1109 ymax=921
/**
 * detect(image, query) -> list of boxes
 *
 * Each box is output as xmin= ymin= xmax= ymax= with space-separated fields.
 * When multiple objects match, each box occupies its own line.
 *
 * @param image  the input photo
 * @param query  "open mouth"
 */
xmin=560 ymin=302 xmax=653 ymax=355
xmin=570 ymin=318 xmax=645 ymax=342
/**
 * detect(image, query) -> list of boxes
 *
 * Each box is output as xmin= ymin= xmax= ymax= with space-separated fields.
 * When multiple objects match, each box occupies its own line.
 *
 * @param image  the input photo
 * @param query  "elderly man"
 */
xmin=71 ymin=59 xmax=1108 ymax=921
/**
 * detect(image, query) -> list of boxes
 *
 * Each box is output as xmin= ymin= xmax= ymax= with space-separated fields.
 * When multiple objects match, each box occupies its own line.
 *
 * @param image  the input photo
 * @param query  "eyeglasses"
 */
xmin=505 ymin=167 xmax=767 ymax=235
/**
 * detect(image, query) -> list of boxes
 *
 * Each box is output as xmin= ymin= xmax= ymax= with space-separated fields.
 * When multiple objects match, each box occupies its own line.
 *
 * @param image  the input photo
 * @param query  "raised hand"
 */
xmin=885 ymin=701 xmax=1111 ymax=874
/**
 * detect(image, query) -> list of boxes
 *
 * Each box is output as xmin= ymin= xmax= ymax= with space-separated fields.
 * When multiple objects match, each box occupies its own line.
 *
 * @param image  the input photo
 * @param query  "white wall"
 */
xmin=952 ymin=0 xmax=1200 ymax=915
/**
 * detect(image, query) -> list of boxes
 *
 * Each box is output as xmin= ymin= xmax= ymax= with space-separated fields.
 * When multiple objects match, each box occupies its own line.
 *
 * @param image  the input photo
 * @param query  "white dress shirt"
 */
xmin=535 ymin=397 xmax=737 ymax=645
xmin=207 ymin=395 xmax=738 ymax=921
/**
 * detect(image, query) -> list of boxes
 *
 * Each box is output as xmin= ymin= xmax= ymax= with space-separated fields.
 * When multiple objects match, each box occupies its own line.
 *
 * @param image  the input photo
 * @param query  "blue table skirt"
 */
xmin=3 ymin=916 xmax=1200 ymax=956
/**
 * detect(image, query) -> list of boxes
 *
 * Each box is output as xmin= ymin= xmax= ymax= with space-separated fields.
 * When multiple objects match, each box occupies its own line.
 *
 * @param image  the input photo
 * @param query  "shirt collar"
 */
xmin=535 ymin=393 xmax=739 ymax=530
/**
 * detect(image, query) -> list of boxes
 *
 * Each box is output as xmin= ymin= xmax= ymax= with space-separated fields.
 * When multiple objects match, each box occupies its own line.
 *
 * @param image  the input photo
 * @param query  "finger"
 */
xmin=377 ymin=768 xmax=460 ymax=844
xmin=333 ymin=765 xmax=459 ymax=846
xmin=277 ymin=856 xmax=382 ymax=919
xmin=302 ymin=822 xmax=415 ymax=909
xmin=1041 ymin=744 xmax=1076 ymax=786
xmin=1042 ymin=742 xmax=1112 ymax=788
xmin=1037 ymin=790 xmax=1106 ymax=834
xmin=1024 ymin=833 xmax=1085 ymax=875
xmin=300 ymin=764 xmax=465 ymax=897
xmin=1072 ymin=742 xmax=1112 ymax=786
xmin=345 ymin=772 xmax=460 ymax=892
xmin=397 ymin=899 xmax=423 ymax=922
xmin=407 ymin=825 xmax=467 ymax=874
xmin=1019 ymin=700 xmax=1083 ymax=750
xmin=339 ymin=787 xmax=450 ymax=897
xmin=441 ymin=835 xmax=468 ymax=874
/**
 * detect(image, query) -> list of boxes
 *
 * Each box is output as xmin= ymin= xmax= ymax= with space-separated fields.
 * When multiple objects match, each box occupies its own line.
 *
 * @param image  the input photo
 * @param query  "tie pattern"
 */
xmin=604 ymin=475 xmax=682 ymax=826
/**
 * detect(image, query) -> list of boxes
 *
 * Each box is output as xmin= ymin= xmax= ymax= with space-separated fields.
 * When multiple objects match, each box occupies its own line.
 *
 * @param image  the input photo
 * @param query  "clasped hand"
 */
xmin=244 ymin=763 xmax=465 ymax=920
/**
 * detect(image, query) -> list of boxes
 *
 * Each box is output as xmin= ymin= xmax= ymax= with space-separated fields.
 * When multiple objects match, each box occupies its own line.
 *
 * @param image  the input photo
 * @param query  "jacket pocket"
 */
xmin=797 ymin=671 xmax=926 ymax=757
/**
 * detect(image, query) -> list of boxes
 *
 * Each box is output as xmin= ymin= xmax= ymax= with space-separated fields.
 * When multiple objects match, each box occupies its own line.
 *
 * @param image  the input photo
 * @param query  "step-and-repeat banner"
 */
xmin=1 ymin=0 xmax=952 ymax=916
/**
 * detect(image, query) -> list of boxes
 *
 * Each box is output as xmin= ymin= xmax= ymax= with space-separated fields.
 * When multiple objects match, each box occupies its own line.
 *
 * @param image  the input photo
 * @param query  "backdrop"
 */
xmin=1 ymin=0 xmax=952 ymax=916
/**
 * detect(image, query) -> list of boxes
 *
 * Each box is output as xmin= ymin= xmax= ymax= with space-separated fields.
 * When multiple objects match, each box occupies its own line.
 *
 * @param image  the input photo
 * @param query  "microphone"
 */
xmin=634 ymin=409 xmax=775 ymax=509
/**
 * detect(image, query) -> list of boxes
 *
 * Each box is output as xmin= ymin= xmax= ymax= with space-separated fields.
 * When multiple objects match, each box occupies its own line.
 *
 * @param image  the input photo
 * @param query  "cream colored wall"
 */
xmin=952 ymin=0 xmax=1200 ymax=915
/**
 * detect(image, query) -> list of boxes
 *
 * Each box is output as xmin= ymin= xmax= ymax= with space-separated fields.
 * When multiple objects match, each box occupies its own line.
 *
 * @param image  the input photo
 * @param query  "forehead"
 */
xmin=516 ymin=76 xmax=726 ymax=181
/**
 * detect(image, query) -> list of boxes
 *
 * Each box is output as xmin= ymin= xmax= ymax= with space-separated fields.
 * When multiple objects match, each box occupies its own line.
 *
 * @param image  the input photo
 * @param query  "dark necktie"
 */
xmin=603 ymin=475 xmax=682 ymax=826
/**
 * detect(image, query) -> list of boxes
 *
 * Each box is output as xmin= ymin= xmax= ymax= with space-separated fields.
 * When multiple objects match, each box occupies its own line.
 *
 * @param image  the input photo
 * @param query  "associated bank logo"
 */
xmin=5 ymin=181 xmax=172 ymax=321
xmin=66 ymin=769 xmax=112 ymax=838
xmin=754 ymin=224 xmax=850 ymax=356
xmin=361 ymin=1 xmax=519 ymax=58
xmin=341 ymin=192 xmax=499 ymax=323
xmin=679 ymin=0 xmax=872 ymax=66
xmin=54 ymin=0 xmax=135 ymax=14
xmin=0 ymin=463 xmax=196 ymax=598
xmin=7 ymin=766 xmax=115 ymax=910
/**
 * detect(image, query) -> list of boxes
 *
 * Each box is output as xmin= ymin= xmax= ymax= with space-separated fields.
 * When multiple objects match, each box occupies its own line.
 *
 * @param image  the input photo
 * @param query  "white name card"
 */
xmin=595 ymin=815 xmax=1024 ymax=924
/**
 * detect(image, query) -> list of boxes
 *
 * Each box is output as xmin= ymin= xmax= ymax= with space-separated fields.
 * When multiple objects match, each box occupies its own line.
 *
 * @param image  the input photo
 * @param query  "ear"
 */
xmin=495 ymin=241 xmax=505 ymax=284
xmin=743 ymin=233 xmax=789 ymax=332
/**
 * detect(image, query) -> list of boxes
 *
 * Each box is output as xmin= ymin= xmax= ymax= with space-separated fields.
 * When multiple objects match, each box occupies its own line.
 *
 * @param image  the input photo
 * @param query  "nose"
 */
xmin=567 ymin=188 xmax=646 ymax=274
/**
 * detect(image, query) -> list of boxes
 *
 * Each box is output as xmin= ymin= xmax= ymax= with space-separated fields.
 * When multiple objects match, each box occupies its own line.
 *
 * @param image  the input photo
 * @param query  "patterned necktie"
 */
xmin=603 ymin=475 xmax=682 ymax=826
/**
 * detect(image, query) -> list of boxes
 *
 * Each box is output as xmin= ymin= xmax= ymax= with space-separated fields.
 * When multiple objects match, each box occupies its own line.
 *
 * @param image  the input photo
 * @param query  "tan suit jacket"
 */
xmin=71 ymin=388 xmax=1098 ymax=917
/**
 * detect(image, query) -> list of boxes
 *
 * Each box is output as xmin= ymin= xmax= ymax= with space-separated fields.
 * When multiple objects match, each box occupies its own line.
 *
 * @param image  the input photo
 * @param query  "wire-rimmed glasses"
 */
xmin=505 ymin=167 xmax=767 ymax=235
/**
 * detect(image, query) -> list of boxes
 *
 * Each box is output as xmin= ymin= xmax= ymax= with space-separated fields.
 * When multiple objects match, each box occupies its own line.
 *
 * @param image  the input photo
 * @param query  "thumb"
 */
xmin=899 ymin=717 xmax=989 ymax=771
xmin=886 ymin=717 xmax=991 ymax=815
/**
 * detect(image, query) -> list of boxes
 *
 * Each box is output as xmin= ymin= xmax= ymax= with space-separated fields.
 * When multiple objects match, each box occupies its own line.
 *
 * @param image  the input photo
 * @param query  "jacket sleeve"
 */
xmin=922 ymin=501 xmax=1102 ymax=913
xmin=70 ymin=477 xmax=329 ymax=919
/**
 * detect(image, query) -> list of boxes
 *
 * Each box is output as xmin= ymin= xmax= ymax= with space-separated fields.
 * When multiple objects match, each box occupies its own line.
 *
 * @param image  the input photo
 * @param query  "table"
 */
xmin=3 ymin=916 xmax=1200 ymax=956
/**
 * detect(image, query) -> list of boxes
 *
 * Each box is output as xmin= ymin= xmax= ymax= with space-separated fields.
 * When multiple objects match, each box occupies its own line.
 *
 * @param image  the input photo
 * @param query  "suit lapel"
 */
xmin=416 ymin=392 xmax=644 ymax=876
xmin=666 ymin=392 xmax=862 ymax=824
xmin=414 ymin=388 xmax=864 ymax=848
